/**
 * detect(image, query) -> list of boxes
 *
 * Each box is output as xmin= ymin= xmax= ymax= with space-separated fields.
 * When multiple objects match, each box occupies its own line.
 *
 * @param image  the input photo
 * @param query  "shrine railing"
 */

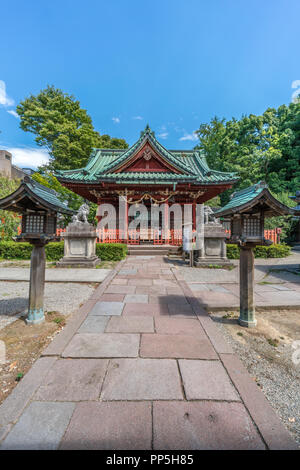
xmin=55 ymin=228 xmax=280 ymax=245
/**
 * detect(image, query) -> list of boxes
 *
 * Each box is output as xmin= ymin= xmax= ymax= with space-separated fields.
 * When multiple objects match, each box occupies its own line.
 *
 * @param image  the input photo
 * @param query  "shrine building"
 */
xmin=56 ymin=125 xmax=239 ymax=244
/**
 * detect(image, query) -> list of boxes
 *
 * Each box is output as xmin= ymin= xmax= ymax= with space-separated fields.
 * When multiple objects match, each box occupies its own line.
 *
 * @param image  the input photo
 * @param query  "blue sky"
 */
xmin=0 ymin=0 xmax=299 ymax=168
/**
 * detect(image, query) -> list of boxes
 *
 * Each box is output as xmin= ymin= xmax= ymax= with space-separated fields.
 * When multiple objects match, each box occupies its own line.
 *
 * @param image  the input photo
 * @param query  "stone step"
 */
xmin=128 ymin=249 xmax=170 ymax=256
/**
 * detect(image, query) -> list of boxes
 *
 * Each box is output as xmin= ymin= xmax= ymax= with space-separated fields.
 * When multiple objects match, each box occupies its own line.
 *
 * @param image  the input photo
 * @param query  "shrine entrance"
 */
xmin=56 ymin=125 xmax=238 ymax=245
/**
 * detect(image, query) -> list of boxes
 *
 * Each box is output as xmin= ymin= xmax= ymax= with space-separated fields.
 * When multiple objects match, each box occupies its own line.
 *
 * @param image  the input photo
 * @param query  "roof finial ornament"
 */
xmin=141 ymin=124 xmax=155 ymax=138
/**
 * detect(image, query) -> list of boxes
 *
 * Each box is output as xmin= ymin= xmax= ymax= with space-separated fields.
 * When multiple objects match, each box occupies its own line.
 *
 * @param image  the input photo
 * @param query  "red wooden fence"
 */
xmin=55 ymin=227 xmax=280 ymax=245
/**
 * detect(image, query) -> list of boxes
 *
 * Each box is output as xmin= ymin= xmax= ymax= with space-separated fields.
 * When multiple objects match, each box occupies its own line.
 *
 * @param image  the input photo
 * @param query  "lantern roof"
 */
xmin=0 ymin=176 xmax=74 ymax=215
xmin=216 ymin=181 xmax=295 ymax=217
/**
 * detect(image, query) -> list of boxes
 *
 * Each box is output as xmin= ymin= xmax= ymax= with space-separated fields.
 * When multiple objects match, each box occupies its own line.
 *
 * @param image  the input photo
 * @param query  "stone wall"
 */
xmin=0 ymin=150 xmax=31 ymax=180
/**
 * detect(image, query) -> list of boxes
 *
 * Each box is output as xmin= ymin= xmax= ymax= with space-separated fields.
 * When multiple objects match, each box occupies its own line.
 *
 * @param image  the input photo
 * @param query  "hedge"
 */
xmin=0 ymin=241 xmax=289 ymax=261
xmin=0 ymin=241 xmax=127 ymax=261
xmin=226 ymin=243 xmax=291 ymax=259
xmin=96 ymin=243 xmax=128 ymax=261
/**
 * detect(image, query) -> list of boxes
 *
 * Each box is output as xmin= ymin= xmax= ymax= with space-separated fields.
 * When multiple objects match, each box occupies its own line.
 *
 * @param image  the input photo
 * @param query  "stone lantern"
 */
xmin=216 ymin=181 xmax=294 ymax=327
xmin=0 ymin=176 xmax=74 ymax=324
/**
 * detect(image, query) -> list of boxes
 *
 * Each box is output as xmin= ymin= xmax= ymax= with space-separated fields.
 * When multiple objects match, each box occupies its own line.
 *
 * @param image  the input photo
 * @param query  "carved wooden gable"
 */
xmin=114 ymin=142 xmax=182 ymax=174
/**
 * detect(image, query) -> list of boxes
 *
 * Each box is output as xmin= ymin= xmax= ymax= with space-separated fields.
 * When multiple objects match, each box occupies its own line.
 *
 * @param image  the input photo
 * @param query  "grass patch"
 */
xmin=267 ymin=338 xmax=279 ymax=347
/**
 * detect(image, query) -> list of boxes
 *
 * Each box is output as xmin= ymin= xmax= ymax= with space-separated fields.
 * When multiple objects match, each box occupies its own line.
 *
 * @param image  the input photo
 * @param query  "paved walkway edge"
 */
xmin=172 ymin=267 xmax=298 ymax=450
xmin=220 ymin=354 xmax=298 ymax=450
xmin=0 ymin=356 xmax=58 ymax=440
xmin=0 ymin=261 xmax=124 ymax=444
xmin=42 ymin=260 xmax=125 ymax=356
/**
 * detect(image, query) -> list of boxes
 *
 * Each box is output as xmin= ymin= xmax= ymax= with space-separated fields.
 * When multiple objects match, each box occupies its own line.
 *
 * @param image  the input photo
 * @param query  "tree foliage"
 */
xmin=195 ymin=102 xmax=300 ymax=240
xmin=195 ymin=102 xmax=300 ymax=203
xmin=0 ymin=177 xmax=21 ymax=240
xmin=16 ymin=86 xmax=128 ymax=171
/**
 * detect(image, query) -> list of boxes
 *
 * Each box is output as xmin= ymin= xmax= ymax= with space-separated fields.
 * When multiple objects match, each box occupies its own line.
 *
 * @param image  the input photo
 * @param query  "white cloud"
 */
xmin=0 ymin=80 xmax=14 ymax=107
xmin=5 ymin=147 xmax=50 ymax=169
xmin=132 ymin=116 xmax=143 ymax=120
xmin=7 ymin=109 xmax=19 ymax=119
xmin=158 ymin=132 xmax=169 ymax=139
xmin=179 ymin=132 xmax=198 ymax=142
xmin=112 ymin=117 xmax=120 ymax=123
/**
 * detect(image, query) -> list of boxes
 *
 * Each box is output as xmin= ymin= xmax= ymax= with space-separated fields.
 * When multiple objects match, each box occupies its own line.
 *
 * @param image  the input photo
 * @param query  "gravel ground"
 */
xmin=0 ymin=281 xmax=96 ymax=330
xmin=211 ymin=311 xmax=300 ymax=447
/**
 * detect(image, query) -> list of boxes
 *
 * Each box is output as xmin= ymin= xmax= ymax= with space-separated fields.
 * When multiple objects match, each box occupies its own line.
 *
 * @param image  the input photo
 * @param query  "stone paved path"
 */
xmin=0 ymin=256 xmax=297 ymax=450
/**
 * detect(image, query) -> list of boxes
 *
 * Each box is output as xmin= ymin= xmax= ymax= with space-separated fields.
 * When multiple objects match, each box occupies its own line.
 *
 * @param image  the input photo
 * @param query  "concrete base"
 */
xmin=56 ymin=256 xmax=100 ymax=268
xmin=57 ymin=221 xmax=100 ymax=268
xmin=194 ymin=258 xmax=233 ymax=267
xmin=26 ymin=308 xmax=45 ymax=325
xmin=238 ymin=317 xmax=257 ymax=328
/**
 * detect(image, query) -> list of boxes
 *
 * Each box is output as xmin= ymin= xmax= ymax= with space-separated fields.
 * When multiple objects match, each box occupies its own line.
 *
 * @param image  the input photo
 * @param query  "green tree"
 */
xmin=0 ymin=177 xmax=21 ymax=240
xmin=195 ymin=101 xmax=300 ymax=202
xmin=17 ymin=86 xmax=128 ymax=171
xmin=31 ymin=172 xmax=97 ymax=227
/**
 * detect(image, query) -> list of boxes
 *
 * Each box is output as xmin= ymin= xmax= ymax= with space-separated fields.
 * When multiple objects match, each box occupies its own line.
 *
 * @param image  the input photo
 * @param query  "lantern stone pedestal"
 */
xmin=26 ymin=240 xmax=47 ymax=325
xmin=239 ymin=245 xmax=257 ymax=327
xmin=194 ymin=224 xmax=232 ymax=267
xmin=0 ymin=176 xmax=74 ymax=326
xmin=57 ymin=221 xmax=100 ymax=268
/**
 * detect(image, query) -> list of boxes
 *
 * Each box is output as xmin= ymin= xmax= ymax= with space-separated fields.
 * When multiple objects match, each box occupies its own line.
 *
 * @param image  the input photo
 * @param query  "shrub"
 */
xmin=96 ymin=243 xmax=127 ymax=260
xmin=262 ymin=243 xmax=291 ymax=258
xmin=253 ymin=245 xmax=269 ymax=258
xmin=0 ymin=241 xmax=128 ymax=261
xmin=226 ymin=243 xmax=291 ymax=259
xmin=226 ymin=244 xmax=240 ymax=259
xmin=0 ymin=241 xmax=32 ymax=259
xmin=45 ymin=242 xmax=64 ymax=260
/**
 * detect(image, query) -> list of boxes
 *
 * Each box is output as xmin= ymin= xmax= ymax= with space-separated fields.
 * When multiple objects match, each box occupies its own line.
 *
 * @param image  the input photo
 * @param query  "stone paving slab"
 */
xmin=101 ymin=358 xmax=183 ymax=400
xmin=123 ymin=303 xmax=169 ymax=316
xmin=88 ymin=301 xmax=124 ymax=316
xmin=106 ymin=315 xmax=154 ymax=333
xmin=99 ymin=293 xmax=125 ymax=302
xmin=167 ymin=303 xmax=195 ymax=317
xmin=154 ymin=317 xmax=206 ymax=336
xmin=124 ymin=294 xmax=148 ymax=303
xmin=34 ymin=359 xmax=108 ymax=401
xmin=1 ymin=402 xmax=75 ymax=450
xmin=179 ymin=359 xmax=239 ymax=400
xmin=111 ymin=278 xmax=128 ymax=285
xmin=135 ymin=286 xmax=167 ymax=295
xmin=198 ymin=316 xmax=234 ymax=354
xmin=128 ymin=279 xmax=153 ymax=286
xmin=62 ymin=333 xmax=140 ymax=358
xmin=149 ymin=294 xmax=188 ymax=305
xmin=140 ymin=334 xmax=217 ymax=359
xmin=78 ymin=316 xmax=109 ymax=333
xmin=153 ymin=401 xmax=265 ymax=450
xmin=105 ymin=285 xmax=136 ymax=294
xmin=60 ymin=402 xmax=152 ymax=450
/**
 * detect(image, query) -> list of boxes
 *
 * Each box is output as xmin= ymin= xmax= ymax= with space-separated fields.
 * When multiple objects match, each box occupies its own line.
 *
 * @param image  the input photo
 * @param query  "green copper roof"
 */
xmin=0 ymin=176 xmax=74 ymax=215
xmin=216 ymin=181 xmax=294 ymax=217
xmin=216 ymin=182 xmax=266 ymax=214
xmin=56 ymin=125 xmax=238 ymax=186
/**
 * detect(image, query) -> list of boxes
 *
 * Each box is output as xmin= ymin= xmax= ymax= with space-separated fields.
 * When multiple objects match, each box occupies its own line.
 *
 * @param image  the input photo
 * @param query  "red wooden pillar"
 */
xmin=96 ymin=199 xmax=101 ymax=242
xmin=192 ymin=200 xmax=196 ymax=231
xmin=164 ymin=201 xmax=169 ymax=243
xmin=125 ymin=198 xmax=128 ymax=243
